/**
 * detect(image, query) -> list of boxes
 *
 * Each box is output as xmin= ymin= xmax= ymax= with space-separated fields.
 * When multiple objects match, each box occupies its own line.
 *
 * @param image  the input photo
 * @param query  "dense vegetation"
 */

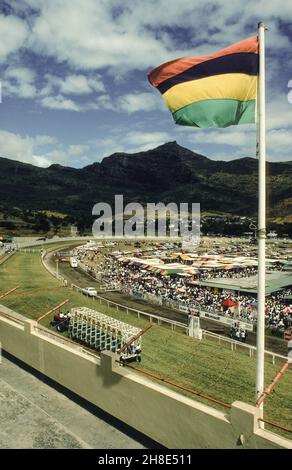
xmin=1 ymin=142 xmax=292 ymax=235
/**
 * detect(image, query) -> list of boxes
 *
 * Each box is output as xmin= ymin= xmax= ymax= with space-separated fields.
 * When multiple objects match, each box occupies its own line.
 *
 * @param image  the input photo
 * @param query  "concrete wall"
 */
xmin=0 ymin=305 xmax=291 ymax=449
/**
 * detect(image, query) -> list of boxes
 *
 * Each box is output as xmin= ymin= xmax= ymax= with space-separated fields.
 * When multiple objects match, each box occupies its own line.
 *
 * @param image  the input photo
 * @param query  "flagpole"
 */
xmin=256 ymin=22 xmax=267 ymax=416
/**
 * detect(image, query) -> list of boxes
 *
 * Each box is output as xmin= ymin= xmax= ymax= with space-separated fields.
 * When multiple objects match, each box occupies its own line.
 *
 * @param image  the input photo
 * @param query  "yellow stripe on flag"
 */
xmin=163 ymin=73 xmax=257 ymax=113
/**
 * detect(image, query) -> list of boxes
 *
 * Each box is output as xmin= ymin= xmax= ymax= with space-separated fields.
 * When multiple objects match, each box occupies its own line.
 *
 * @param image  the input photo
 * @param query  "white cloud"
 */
xmin=39 ymin=92 xmax=116 ymax=112
xmin=31 ymin=155 xmax=52 ymax=167
xmin=116 ymin=92 xmax=165 ymax=113
xmin=1 ymin=1 xmax=292 ymax=164
xmin=0 ymin=130 xmax=33 ymax=163
xmin=39 ymin=94 xmax=81 ymax=111
xmin=3 ymin=2 xmax=292 ymax=78
xmin=19 ymin=0 xmax=292 ymax=75
xmin=0 ymin=129 xmax=90 ymax=167
xmin=35 ymin=73 xmax=109 ymax=112
xmin=28 ymin=0 xmax=185 ymax=72
xmin=90 ymin=130 xmax=172 ymax=159
xmin=125 ymin=131 xmax=170 ymax=149
xmin=185 ymin=127 xmax=255 ymax=147
xmin=266 ymin=129 xmax=292 ymax=160
xmin=267 ymin=95 xmax=292 ymax=130
xmin=182 ymin=118 xmax=292 ymax=162
xmin=38 ymin=90 xmax=164 ymax=114
xmin=59 ymin=75 xmax=93 ymax=94
xmin=2 ymin=67 xmax=107 ymax=109
xmin=2 ymin=66 xmax=37 ymax=98
xmin=0 ymin=129 xmax=59 ymax=166
xmin=41 ymin=73 xmax=105 ymax=96
xmin=92 ymin=94 xmax=115 ymax=110
xmin=68 ymin=144 xmax=90 ymax=156
xmin=33 ymin=135 xmax=58 ymax=146
xmin=87 ymin=77 xmax=106 ymax=93
xmin=0 ymin=15 xmax=28 ymax=62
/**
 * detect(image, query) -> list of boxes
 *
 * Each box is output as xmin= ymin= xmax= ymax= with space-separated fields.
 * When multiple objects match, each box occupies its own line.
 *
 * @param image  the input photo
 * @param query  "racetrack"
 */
xmin=46 ymin=247 xmax=288 ymax=356
xmin=2 ymin=249 xmax=291 ymax=434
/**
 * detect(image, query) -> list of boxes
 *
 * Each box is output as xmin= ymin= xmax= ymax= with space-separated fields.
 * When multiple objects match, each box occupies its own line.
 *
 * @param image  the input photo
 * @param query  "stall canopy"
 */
xmin=223 ymin=298 xmax=237 ymax=307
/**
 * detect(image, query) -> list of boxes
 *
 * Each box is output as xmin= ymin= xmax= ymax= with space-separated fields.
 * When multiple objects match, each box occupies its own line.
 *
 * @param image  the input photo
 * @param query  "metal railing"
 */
xmin=71 ymin=283 xmax=186 ymax=331
xmin=71 ymin=283 xmax=287 ymax=365
xmin=0 ymin=251 xmax=16 ymax=266
xmin=124 ymin=362 xmax=232 ymax=410
xmin=0 ymin=309 xmax=25 ymax=327
xmin=106 ymin=282 xmax=255 ymax=330
xmin=18 ymin=248 xmax=44 ymax=253
xmin=258 ymin=418 xmax=292 ymax=434
xmin=38 ymin=249 xmax=288 ymax=365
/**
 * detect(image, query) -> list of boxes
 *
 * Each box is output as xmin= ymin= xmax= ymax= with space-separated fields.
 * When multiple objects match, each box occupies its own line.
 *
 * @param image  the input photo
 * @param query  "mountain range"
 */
xmin=0 ymin=141 xmax=292 ymax=227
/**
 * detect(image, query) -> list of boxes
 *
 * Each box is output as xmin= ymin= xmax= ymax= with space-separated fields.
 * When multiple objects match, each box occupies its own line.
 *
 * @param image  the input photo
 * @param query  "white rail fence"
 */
xmin=39 ymin=249 xmax=287 ymax=365
xmin=102 ymin=282 xmax=255 ymax=332
xmin=18 ymin=248 xmax=44 ymax=254
xmin=71 ymin=283 xmax=287 ymax=365
xmin=41 ymin=250 xmax=68 ymax=286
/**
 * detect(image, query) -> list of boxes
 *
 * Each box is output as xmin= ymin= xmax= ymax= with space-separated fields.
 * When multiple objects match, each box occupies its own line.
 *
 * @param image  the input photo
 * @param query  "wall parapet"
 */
xmin=0 ymin=306 xmax=291 ymax=449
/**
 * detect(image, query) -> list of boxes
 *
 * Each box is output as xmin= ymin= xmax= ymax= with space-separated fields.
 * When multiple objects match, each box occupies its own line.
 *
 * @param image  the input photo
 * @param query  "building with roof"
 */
xmin=199 ymin=271 xmax=292 ymax=296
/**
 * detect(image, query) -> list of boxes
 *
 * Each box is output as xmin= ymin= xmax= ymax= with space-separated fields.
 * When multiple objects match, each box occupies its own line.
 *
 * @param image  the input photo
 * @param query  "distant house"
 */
xmin=71 ymin=225 xmax=78 ymax=237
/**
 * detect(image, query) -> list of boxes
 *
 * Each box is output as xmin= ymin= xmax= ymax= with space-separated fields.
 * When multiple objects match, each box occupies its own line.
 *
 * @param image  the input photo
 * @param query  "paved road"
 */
xmin=0 ymin=354 xmax=157 ymax=449
xmin=46 ymin=248 xmax=288 ymax=356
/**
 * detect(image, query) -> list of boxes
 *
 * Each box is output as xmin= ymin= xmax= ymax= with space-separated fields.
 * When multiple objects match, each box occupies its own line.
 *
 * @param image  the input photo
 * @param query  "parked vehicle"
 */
xmin=0 ymin=235 xmax=13 ymax=243
xmin=82 ymin=287 xmax=97 ymax=297
xmin=50 ymin=312 xmax=71 ymax=332
xmin=120 ymin=345 xmax=142 ymax=366
xmin=70 ymin=257 xmax=78 ymax=268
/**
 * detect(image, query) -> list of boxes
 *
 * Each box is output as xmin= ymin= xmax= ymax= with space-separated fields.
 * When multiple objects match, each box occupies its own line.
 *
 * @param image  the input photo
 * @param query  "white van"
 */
xmin=70 ymin=257 xmax=78 ymax=268
xmin=82 ymin=287 xmax=97 ymax=297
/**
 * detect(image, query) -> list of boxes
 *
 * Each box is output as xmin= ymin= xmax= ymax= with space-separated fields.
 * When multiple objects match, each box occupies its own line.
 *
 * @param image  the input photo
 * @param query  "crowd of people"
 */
xmin=200 ymin=267 xmax=257 ymax=280
xmin=102 ymin=258 xmax=292 ymax=331
xmin=72 ymin=246 xmax=292 ymax=333
xmin=200 ymin=262 xmax=282 ymax=280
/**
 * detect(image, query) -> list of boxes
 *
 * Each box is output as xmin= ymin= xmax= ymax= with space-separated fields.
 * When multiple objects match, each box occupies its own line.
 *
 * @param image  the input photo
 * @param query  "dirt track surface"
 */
xmin=45 ymin=248 xmax=288 ymax=356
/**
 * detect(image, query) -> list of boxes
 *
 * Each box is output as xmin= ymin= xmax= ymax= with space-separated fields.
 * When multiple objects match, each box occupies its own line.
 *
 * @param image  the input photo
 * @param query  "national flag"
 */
xmin=148 ymin=36 xmax=258 ymax=128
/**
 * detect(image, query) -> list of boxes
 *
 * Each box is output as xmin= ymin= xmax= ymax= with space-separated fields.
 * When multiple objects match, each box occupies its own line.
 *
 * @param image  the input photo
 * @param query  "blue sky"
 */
xmin=0 ymin=0 xmax=292 ymax=167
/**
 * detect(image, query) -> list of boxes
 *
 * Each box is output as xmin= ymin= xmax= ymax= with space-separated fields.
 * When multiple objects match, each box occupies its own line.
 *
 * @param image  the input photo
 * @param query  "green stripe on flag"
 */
xmin=172 ymin=98 xmax=256 ymax=128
